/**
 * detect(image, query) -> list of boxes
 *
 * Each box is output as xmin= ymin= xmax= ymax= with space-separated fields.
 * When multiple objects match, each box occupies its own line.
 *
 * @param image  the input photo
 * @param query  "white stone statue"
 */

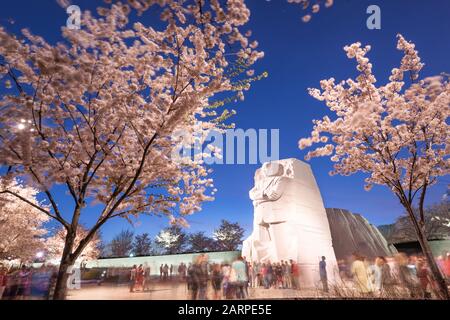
xmin=242 ymin=158 xmax=339 ymax=288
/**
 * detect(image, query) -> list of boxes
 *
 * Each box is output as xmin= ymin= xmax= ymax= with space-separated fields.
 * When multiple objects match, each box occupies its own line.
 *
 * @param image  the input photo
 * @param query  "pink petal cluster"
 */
xmin=0 ymin=0 xmax=263 ymax=231
xmin=0 ymin=178 xmax=50 ymax=260
xmin=45 ymin=226 xmax=100 ymax=262
xmin=287 ymin=0 xmax=334 ymax=23
xmin=299 ymin=35 xmax=449 ymax=200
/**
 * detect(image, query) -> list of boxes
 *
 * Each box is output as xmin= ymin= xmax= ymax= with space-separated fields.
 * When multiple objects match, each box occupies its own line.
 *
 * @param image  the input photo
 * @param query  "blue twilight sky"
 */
xmin=1 ymin=0 xmax=449 ymax=242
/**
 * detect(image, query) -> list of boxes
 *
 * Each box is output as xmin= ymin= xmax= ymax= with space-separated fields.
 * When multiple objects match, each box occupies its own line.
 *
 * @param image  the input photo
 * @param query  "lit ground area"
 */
xmin=67 ymin=281 xmax=331 ymax=300
xmin=68 ymin=279 xmax=447 ymax=300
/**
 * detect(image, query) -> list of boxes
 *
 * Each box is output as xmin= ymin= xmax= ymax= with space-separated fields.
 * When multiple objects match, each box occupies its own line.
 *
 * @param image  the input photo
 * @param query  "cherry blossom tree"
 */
xmin=299 ymin=35 xmax=450 ymax=299
xmin=0 ymin=0 xmax=263 ymax=299
xmin=0 ymin=178 xmax=49 ymax=261
xmin=46 ymin=225 xmax=100 ymax=264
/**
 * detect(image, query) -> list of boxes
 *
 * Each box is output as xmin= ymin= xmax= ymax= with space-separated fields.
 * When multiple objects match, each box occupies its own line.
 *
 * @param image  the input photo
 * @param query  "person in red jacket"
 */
xmin=290 ymin=259 xmax=300 ymax=290
xmin=0 ymin=266 xmax=7 ymax=299
xmin=444 ymin=253 xmax=450 ymax=279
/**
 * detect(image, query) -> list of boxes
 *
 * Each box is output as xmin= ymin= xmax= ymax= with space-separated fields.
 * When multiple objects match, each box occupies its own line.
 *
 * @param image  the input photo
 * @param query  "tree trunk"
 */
xmin=52 ymin=231 xmax=77 ymax=300
xmin=405 ymin=206 xmax=449 ymax=300
xmin=53 ymin=259 xmax=74 ymax=300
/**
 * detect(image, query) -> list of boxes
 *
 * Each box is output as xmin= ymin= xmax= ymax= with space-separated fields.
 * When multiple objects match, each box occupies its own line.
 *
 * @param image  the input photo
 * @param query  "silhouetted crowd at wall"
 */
xmin=1 ymin=251 xmax=449 ymax=299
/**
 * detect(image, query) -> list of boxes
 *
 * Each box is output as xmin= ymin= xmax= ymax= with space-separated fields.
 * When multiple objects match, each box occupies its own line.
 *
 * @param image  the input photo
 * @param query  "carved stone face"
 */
xmin=251 ymin=163 xmax=284 ymax=201
xmin=263 ymin=162 xmax=284 ymax=177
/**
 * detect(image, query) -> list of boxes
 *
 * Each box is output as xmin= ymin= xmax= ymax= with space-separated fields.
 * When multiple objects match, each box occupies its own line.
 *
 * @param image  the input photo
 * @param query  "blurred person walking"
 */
xmin=282 ymin=261 xmax=291 ymax=289
xmin=198 ymin=254 xmax=209 ymax=300
xmin=129 ymin=265 xmax=137 ymax=293
xmin=211 ymin=263 xmax=223 ymax=300
xmin=188 ymin=257 xmax=201 ymax=299
xmin=275 ymin=262 xmax=283 ymax=289
xmin=290 ymin=260 xmax=300 ymax=290
xmin=248 ymin=262 xmax=255 ymax=288
xmin=163 ymin=264 xmax=169 ymax=280
xmin=0 ymin=266 xmax=7 ymax=299
xmin=3 ymin=268 xmax=19 ymax=300
xmin=319 ymin=256 xmax=328 ymax=293
xmin=395 ymin=253 xmax=421 ymax=298
xmin=368 ymin=258 xmax=383 ymax=296
xmin=136 ymin=264 xmax=145 ymax=291
xmin=178 ymin=263 xmax=187 ymax=280
xmin=265 ymin=262 xmax=273 ymax=289
xmin=221 ymin=262 xmax=232 ymax=299
xmin=186 ymin=263 xmax=193 ymax=291
xmin=244 ymin=259 xmax=250 ymax=297
xmin=416 ymin=258 xmax=432 ymax=299
xmin=444 ymin=253 xmax=450 ymax=280
xmin=189 ymin=254 xmax=209 ymax=300
xmin=379 ymin=257 xmax=395 ymax=296
xmin=260 ymin=263 xmax=268 ymax=289
xmin=16 ymin=265 xmax=31 ymax=300
xmin=351 ymin=253 xmax=372 ymax=297
xmin=143 ymin=263 xmax=151 ymax=291
xmin=30 ymin=265 xmax=53 ymax=300
xmin=253 ymin=262 xmax=261 ymax=288
xmin=231 ymin=256 xmax=248 ymax=299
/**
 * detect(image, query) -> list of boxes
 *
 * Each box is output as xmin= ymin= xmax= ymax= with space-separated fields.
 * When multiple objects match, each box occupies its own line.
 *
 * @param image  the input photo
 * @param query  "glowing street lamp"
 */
xmin=17 ymin=119 xmax=33 ymax=131
xmin=15 ymin=119 xmax=34 ymax=164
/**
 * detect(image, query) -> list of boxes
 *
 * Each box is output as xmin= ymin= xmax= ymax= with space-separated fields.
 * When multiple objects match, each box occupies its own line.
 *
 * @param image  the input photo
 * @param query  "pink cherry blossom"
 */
xmin=46 ymin=226 xmax=100 ymax=263
xmin=0 ymin=178 xmax=49 ymax=261
xmin=299 ymin=34 xmax=450 ymax=299
xmin=0 ymin=0 xmax=263 ymax=299
xmin=287 ymin=0 xmax=334 ymax=23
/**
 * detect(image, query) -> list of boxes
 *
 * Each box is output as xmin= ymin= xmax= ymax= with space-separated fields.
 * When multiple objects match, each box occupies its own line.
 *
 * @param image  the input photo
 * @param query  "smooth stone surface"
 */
xmin=326 ymin=208 xmax=397 ymax=260
xmin=243 ymin=158 xmax=339 ymax=287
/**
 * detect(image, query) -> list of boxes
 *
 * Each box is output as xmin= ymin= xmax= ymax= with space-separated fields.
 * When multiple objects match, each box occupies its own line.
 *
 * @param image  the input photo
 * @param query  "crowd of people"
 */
xmin=129 ymin=264 xmax=152 ymax=292
xmin=128 ymin=262 xmax=190 ymax=292
xmin=1 ymin=251 xmax=449 ymax=300
xmin=174 ymin=251 xmax=450 ymax=300
xmin=179 ymin=255 xmax=304 ymax=300
xmin=0 ymin=264 xmax=58 ymax=300
xmin=186 ymin=254 xmax=250 ymax=300
xmin=336 ymin=252 xmax=450 ymax=298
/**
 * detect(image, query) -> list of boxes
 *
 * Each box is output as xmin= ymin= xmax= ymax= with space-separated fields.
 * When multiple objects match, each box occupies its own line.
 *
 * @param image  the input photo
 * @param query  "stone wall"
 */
xmin=83 ymin=250 xmax=240 ymax=275
xmin=326 ymin=208 xmax=397 ymax=260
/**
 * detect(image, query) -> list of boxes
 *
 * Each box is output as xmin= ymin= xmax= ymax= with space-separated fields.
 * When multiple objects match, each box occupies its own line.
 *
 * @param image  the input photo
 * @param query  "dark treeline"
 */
xmin=100 ymin=219 xmax=245 ymax=258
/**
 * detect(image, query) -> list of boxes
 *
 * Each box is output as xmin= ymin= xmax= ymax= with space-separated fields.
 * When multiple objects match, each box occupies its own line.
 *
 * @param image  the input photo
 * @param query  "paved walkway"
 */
xmin=67 ymin=282 xmax=329 ymax=300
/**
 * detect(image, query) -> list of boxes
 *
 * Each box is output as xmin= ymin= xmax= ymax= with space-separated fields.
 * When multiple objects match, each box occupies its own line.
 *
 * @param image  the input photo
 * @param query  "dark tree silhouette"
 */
xmin=389 ymin=201 xmax=450 ymax=243
xmin=213 ymin=220 xmax=245 ymax=251
xmin=110 ymin=230 xmax=134 ymax=257
xmin=188 ymin=231 xmax=217 ymax=252
xmin=133 ymin=233 xmax=153 ymax=256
